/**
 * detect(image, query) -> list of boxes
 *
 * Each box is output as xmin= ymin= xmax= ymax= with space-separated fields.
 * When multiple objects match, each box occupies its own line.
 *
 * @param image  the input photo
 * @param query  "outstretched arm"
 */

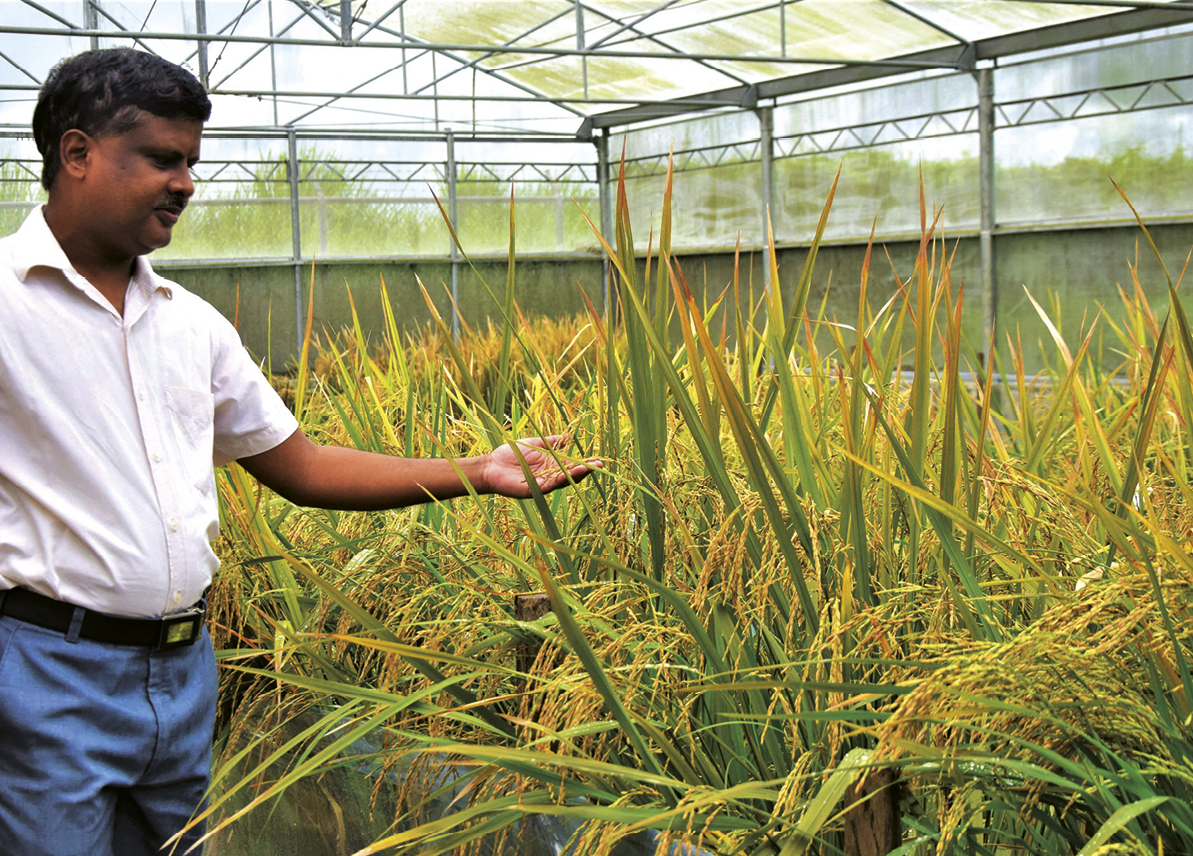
xmin=238 ymin=429 xmax=598 ymax=511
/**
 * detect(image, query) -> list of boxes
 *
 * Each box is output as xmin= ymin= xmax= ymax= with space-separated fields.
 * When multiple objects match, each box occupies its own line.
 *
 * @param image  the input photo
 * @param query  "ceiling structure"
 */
xmin=2 ymin=0 xmax=1193 ymax=140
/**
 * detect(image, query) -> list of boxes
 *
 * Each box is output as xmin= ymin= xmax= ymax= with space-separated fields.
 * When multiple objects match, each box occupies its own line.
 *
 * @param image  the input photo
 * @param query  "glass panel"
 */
xmin=998 ymin=30 xmax=1193 ymax=101
xmin=774 ymin=138 xmax=981 ymax=243
xmin=775 ymin=72 xmax=978 ymax=138
xmin=295 ymin=159 xmax=451 ymax=258
xmin=299 ymin=194 xmax=450 ymax=258
xmin=621 ymin=111 xmax=759 ymax=161
xmin=623 ymin=159 xmax=761 ymax=252
xmin=996 ymin=108 xmax=1193 ymax=228
xmin=455 ymin=178 xmax=602 ymax=256
xmin=894 ymin=0 xmax=1114 ymax=43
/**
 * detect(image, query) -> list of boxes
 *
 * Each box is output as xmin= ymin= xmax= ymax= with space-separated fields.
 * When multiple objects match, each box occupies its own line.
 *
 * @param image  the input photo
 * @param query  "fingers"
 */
xmin=512 ymin=434 xmax=568 ymax=451
xmin=503 ymin=436 xmax=602 ymax=494
xmin=528 ymin=458 xmax=601 ymax=492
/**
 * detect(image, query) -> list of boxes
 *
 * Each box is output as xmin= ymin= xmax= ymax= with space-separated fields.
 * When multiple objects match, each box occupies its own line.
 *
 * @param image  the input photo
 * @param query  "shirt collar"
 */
xmin=12 ymin=206 xmax=173 ymax=300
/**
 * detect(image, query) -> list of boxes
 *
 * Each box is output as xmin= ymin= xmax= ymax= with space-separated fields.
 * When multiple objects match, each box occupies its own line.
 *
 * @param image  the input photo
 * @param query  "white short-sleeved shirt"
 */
xmin=0 ymin=207 xmax=299 ymax=618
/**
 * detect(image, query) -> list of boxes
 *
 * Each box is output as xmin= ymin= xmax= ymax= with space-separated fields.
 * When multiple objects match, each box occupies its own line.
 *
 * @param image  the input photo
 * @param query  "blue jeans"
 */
xmin=0 ymin=612 xmax=217 ymax=856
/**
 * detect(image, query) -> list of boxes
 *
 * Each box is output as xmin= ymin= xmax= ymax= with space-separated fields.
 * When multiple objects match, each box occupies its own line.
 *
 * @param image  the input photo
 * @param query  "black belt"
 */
xmin=0 ymin=587 xmax=205 ymax=651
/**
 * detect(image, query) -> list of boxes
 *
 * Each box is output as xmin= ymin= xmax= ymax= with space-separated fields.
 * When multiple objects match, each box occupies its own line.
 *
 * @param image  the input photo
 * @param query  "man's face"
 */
xmin=77 ymin=113 xmax=202 ymax=261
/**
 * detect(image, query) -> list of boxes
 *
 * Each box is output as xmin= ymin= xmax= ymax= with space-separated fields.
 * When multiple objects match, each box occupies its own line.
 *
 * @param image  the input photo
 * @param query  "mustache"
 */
xmin=156 ymin=195 xmax=189 ymax=213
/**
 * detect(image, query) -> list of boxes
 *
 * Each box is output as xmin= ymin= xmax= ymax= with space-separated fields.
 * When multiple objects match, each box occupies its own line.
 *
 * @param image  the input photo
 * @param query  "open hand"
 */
xmin=481 ymin=435 xmax=601 ymax=498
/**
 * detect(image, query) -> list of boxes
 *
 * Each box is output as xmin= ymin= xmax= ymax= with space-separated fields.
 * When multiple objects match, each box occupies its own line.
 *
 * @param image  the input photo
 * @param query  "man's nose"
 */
xmin=170 ymin=165 xmax=195 ymax=198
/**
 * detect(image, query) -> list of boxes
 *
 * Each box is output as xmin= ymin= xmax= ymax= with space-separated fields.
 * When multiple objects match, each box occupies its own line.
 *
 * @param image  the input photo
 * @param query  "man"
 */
xmin=0 ymin=48 xmax=596 ymax=856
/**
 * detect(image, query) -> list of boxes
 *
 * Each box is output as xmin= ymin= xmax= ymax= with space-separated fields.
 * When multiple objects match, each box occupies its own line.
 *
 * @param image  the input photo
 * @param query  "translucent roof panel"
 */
xmin=1 ymin=0 xmax=1190 ymax=137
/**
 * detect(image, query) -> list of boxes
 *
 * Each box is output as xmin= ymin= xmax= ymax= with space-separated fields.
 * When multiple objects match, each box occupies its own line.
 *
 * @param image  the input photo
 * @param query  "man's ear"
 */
xmin=58 ymin=129 xmax=93 ymax=180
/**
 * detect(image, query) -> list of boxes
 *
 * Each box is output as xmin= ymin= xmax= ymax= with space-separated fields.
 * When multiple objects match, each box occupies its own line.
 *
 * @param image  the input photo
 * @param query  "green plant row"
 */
xmin=191 ymin=162 xmax=1192 ymax=856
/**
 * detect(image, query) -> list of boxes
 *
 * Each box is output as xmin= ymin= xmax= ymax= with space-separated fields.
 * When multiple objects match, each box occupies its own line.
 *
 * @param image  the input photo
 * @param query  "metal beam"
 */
xmin=84 ymin=1 xmax=160 ymax=55
xmin=578 ymin=1 xmax=752 ymax=90
xmin=286 ymin=127 xmax=304 ymax=357
xmin=588 ymin=0 xmax=788 ymax=52
xmin=978 ymin=68 xmax=996 ymax=356
xmin=283 ymin=0 xmax=340 ymax=41
xmin=339 ymin=0 xmax=352 ymax=43
xmin=195 ymin=0 xmax=209 ymax=87
xmin=201 ymin=0 xmax=269 ymax=89
xmin=151 ymin=87 xmax=767 ymax=109
xmin=585 ymin=0 xmax=683 ymax=51
xmin=881 ymin=0 xmax=973 ymax=45
xmin=83 ymin=0 xmax=98 ymax=50
xmin=268 ymin=0 xmax=279 ymax=125
xmin=409 ymin=8 xmax=572 ymax=98
xmin=446 ymin=128 xmax=460 ymax=341
xmin=0 ymin=50 xmax=42 ymax=84
xmin=596 ymin=130 xmax=613 ymax=318
xmin=582 ymin=5 xmax=1193 ymax=130
xmin=0 ymin=23 xmax=962 ymax=65
xmin=20 ymin=0 xmax=79 ymax=30
xmin=758 ymin=104 xmax=774 ymax=284
xmin=355 ymin=0 xmax=412 ymax=41
xmin=285 ymin=62 xmax=413 ymax=126
xmin=336 ymin=14 xmax=591 ymax=121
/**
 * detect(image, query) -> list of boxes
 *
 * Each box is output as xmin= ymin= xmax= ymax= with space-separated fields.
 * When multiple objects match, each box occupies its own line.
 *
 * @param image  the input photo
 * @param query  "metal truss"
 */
xmin=0 ymin=157 xmax=40 ymax=186
xmin=998 ymin=75 xmax=1192 ymax=125
xmin=622 ymin=141 xmax=762 ymax=178
xmin=0 ymin=155 xmax=595 ymax=191
xmin=194 ymin=158 xmax=450 ymax=188
xmin=619 ymin=73 xmax=1193 ymax=177
xmin=456 ymin=162 xmax=598 ymax=185
xmin=190 ymin=157 xmax=595 ymax=188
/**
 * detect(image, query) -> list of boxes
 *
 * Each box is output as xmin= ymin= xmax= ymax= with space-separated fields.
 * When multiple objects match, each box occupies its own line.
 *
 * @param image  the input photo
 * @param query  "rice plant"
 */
xmin=187 ymin=162 xmax=1193 ymax=856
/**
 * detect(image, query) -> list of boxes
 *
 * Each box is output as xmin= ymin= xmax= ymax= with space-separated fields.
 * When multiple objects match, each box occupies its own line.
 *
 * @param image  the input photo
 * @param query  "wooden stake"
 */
xmin=843 ymin=769 xmax=901 ymax=856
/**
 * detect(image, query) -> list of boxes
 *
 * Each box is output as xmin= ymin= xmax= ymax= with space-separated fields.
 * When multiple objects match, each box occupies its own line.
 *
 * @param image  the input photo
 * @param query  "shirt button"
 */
xmin=173 ymin=592 xmax=182 ymax=604
xmin=138 ymin=390 xmax=146 ymax=401
xmin=170 ymin=520 xmax=180 ymax=532
xmin=152 ymin=453 xmax=161 ymax=463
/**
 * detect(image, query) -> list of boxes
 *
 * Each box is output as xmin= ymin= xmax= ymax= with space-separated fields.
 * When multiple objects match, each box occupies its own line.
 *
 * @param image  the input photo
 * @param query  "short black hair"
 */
xmin=33 ymin=48 xmax=212 ymax=190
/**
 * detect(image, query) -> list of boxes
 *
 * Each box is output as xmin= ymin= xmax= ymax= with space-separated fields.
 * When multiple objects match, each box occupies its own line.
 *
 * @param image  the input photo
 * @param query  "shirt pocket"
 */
xmin=165 ymin=386 xmax=216 ymax=495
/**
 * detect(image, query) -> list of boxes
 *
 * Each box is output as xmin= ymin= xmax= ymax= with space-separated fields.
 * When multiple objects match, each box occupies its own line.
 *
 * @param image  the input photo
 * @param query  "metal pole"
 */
xmin=446 ymin=129 xmax=460 ymax=342
xmin=978 ymin=66 xmax=996 ymax=359
xmin=399 ymin=6 xmax=408 ymax=94
xmin=84 ymin=0 xmax=99 ymax=50
xmin=339 ymin=0 xmax=352 ymax=44
xmin=575 ymin=0 xmax=588 ymax=99
xmin=194 ymin=0 xmax=209 ymax=87
xmin=758 ymin=105 xmax=774 ymax=286
xmin=268 ymin=0 xmax=279 ymax=125
xmin=287 ymin=128 xmax=304 ymax=359
xmin=597 ymin=130 xmax=613 ymax=319
xmin=780 ymin=0 xmax=786 ymax=57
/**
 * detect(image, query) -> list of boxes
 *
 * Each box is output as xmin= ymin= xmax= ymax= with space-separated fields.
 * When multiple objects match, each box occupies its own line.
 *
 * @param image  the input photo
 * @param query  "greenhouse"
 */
xmin=2 ymin=2 xmax=1193 ymax=854
xmin=3 ymin=1 xmax=1191 ymax=363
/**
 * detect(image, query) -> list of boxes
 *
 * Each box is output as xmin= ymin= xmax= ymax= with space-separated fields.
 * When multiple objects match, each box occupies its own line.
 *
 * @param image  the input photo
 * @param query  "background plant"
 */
xmin=190 ymin=164 xmax=1192 ymax=856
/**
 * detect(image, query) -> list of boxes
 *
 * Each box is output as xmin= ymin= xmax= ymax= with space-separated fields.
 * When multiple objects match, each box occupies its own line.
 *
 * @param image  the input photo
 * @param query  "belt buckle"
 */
xmin=157 ymin=604 xmax=205 ymax=651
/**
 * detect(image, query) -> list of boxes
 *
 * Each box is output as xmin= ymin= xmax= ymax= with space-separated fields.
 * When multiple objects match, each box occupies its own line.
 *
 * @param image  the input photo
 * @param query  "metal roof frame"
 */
xmin=2 ymin=1 xmax=1192 ymax=140
xmin=580 ymin=2 xmax=1193 ymax=133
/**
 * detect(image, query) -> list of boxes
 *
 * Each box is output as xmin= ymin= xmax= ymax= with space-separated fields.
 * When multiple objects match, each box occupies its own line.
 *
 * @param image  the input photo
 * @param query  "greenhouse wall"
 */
xmin=160 ymin=219 xmax=1192 ymax=375
xmin=2 ymin=24 xmax=1189 ymax=376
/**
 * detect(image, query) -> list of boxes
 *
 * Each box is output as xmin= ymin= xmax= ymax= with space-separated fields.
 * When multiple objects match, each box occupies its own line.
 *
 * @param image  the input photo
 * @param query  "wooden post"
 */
xmin=513 ymin=592 xmax=553 ymax=675
xmin=843 ymin=769 xmax=901 ymax=856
